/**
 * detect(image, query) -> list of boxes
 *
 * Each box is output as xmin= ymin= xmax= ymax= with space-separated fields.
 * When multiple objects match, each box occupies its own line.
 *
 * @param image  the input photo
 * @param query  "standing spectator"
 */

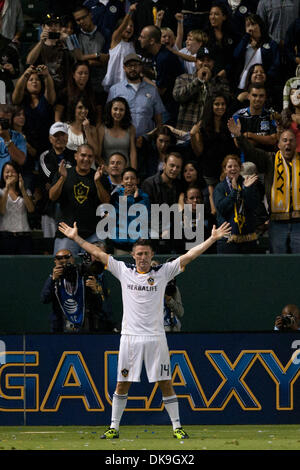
xmin=0 ymin=103 xmax=26 ymax=179
xmin=37 ymin=121 xmax=75 ymax=239
xmin=0 ymin=14 xmax=20 ymax=103
xmin=204 ymin=1 xmax=241 ymax=79
xmin=109 ymin=166 xmax=150 ymax=255
xmin=280 ymin=85 xmax=300 ymax=154
xmin=181 ymin=0 xmax=211 ymax=36
xmin=219 ymin=0 xmax=259 ymax=36
xmin=173 ymin=46 xmax=231 ymax=133
xmin=0 ymin=161 xmax=34 ymax=254
xmin=107 ymin=53 xmax=165 ymax=138
xmin=213 ymin=153 xmax=260 ymax=253
xmin=83 ymin=0 xmax=124 ymax=48
xmin=0 ymin=0 xmax=24 ymax=43
xmin=72 ymin=5 xmax=109 ymax=94
xmin=65 ymin=95 xmax=99 ymax=160
xmin=12 ymin=64 xmax=56 ymax=160
xmin=102 ymin=152 xmax=127 ymax=195
xmin=190 ymin=91 xmax=237 ymax=216
xmin=49 ymin=143 xmax=110 ymax=255
xmin=236 ymin=62 xmax=277 ymax=111
xmin=55 ymin=60 xmax=103 ymax=126
xmin=26 ymin=13 xmax=74 ymax=92
xmin=284 ymin=18 xmax=300 ymax=79
xmin=102 ymin=3 xmax=137 ymax=92
xmin=138 ymin=24 xmax=184 ymax=126
xmin=232 ymin=13 xmax=280 ymax=93
xmin=228 ymin=118 xmax=300 ymax=253
xmin=256 ymin=0 xmax=300 ymax=46
xmin=98 ymin=96 xmax=137 ymax=168
xmin=232 ymin=83 xmax=277 ymax=153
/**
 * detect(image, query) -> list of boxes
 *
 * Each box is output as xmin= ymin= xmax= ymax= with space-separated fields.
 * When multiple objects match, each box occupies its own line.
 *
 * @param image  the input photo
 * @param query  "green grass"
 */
xmin=0 ymin=425 xmax=299 ymax=451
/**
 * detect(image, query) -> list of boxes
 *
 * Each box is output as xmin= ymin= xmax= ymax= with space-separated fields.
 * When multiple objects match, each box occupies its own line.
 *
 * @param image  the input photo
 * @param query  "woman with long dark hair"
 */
xmin=0 ymin=161 xmax=35 ymax=254
xmin=190 ymin=91 xmax=236 ymax=215
xmin=55 ymin=60 xmax=102 ymax=125
xmin=98 ymin=97 xmax=137 ymax=168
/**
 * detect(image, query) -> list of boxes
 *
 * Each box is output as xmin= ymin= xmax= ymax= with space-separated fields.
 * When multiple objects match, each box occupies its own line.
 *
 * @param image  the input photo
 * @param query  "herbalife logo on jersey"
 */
xmin=96 ymin=198 xmax=204 ymax=249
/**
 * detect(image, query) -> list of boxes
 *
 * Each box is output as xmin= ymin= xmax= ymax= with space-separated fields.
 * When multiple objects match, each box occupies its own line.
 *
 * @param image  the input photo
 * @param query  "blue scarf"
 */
xmin=55 ymin=274 xmax=85 ymax=328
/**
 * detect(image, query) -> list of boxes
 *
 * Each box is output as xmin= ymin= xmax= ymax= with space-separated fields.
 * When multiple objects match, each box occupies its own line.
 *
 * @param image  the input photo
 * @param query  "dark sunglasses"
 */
xmin=55 ymin=254 xmax=72 ymax=260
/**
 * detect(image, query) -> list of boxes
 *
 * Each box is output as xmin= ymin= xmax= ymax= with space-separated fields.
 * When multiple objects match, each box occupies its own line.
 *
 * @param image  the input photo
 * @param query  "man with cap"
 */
xmin=173 ymin=46 xmax=231 ymax=132
xmin=107 ymin=52 xmax=165 ymax=138
xmin=37 ymin=122 xmax=76 ymax=239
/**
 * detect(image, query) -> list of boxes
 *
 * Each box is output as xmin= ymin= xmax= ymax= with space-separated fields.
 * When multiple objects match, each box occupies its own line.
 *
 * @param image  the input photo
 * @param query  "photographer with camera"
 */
xmin=151 ymin=259 xmax=184 ymax=332
xmin=40 ymin=247 xmax=114 ymax=333
xmin=25 ymin=13 xmax=74 ymax=92
xmin=274 ymin=304 xmax=300 ymax=332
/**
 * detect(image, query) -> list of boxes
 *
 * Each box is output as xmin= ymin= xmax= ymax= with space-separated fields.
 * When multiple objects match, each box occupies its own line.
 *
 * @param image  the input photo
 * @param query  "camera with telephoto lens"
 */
xmin=0 ymin=118 xmax=10 ymax=130
xmin=62 ymin=253 xmax=104 ymax=284
xmin=165 ymin=278 xmax=177 ymax=297
xmin=280 ymin=314 xmax=294 ymax=329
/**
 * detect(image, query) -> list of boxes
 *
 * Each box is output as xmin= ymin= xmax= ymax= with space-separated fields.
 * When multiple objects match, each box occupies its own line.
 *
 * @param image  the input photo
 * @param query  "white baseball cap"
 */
xmin=49 ymin=122 xmax=68 ymax=136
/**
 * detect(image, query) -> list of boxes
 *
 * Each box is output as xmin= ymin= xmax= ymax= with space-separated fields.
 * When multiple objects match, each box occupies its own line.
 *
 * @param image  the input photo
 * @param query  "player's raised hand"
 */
xmin=58 ymin=221 xmax=78 ymax=240
xmin=211 ymin=222 xmax=231 ymax=240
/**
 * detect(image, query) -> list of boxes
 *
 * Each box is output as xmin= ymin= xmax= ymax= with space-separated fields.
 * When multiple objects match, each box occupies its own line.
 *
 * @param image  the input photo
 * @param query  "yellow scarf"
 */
xmin=271 ymin=150 xmax=300 ymax=219
xmin=152 ymin=6 xmax=157 ymax=24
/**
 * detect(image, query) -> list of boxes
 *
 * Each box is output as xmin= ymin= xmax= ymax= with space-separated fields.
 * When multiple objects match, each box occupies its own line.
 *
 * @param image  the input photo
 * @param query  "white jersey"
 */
xmin=107 ymin=256 xmax=183 ymax=336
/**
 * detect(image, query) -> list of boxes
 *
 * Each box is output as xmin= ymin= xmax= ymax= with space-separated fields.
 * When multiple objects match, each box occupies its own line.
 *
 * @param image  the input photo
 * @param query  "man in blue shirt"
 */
xmin=107 ymin=53 xmax=165 ymax=137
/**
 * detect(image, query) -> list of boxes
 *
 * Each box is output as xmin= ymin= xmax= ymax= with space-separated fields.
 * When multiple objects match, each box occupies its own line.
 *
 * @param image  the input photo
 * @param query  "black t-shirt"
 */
xmin=52 ymin=167 xmax=100 ymax=238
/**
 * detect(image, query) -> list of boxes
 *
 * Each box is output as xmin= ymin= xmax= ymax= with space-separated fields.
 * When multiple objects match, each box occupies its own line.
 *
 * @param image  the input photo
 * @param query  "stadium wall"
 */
xmin=1 ymin=255 xmax=300 ymax=333
xmin=0 ymin=332 xmax=299 ymax=425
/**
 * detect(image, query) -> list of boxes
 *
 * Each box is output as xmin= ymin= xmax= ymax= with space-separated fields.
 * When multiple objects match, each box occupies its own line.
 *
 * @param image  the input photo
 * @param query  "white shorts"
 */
xmin=117 ymin=335 xmax=171 ymax=383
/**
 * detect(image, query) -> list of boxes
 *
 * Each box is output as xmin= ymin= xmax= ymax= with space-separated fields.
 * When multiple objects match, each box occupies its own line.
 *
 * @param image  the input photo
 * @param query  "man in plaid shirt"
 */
xmin=173 ymin=47 xmax=230 ymax=132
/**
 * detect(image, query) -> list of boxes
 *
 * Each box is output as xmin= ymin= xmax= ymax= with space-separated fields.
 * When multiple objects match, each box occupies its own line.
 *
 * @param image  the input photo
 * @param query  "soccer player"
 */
xmin=58 ymin=220 xmax=231 ymax=439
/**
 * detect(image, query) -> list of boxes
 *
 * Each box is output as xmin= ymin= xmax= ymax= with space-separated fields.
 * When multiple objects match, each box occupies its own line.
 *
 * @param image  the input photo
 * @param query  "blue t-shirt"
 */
xmin=0 ymin=130 xmax=27 ymax=177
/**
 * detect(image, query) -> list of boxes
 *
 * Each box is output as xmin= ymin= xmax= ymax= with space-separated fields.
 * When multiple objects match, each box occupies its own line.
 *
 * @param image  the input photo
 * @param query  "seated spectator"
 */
xmin=137 ymin=125 xmax=177 ymax=181
xmin=49 ymin=143 xmax=110 ymax=256
xmin=213 ymin=153 xmax=260 ymax=253
xmin=26 ymin=13 xmax=74 ymax=92
xmin=280 ymin=83 xmax=300 ymax=153
xmin=0 ymin=161 xmax=34 ymax=254
xmin=12 ymin=64 xmax=56 ymax=158
xmin=65 ymin=95 xmax=99 ymax=161
xmin=232 ymin=83 xmax=277 ymax=154
xmin=55 ymin=60 xmax=103 ymax=126
xmin=204 ymin=1 xmax=241 ymax=79
xmin=37 ymin=122 xmax=75 ymax=239
xmin=98 ymin=96 xmax=137 ymax=168
xmin=274 ymin=304 xmax=300 ymax=331
xmin=109 ymin=166 xmax=150 ymax=255
xmin=232 ymin=13 xmax=280 ymax=94
xmin=102 ymin=3 xmax=136 ymax=92
xmin=107 ymin=53 xmax=165 ymax=139
xmin=190 ymin=91 xmax=237 ymax=215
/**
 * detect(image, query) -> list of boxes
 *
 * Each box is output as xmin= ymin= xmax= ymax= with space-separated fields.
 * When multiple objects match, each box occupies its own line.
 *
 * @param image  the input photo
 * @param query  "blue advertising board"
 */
xmin=0 ymin=333 xmax=300 ymax=426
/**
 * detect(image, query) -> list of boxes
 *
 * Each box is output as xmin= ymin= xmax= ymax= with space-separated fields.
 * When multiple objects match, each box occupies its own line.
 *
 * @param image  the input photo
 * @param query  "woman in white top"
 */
xmin=65 ymin=95 xmax=99 ymax=163
xmin=0 ymin=161 xmax=35 ymax=254
xmin=102 ymin=3 xmax=136 ymax=92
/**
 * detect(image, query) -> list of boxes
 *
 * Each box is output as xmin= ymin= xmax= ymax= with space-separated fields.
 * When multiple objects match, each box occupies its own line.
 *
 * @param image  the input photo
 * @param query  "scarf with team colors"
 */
xmin=271 ymin=151 xmax=300 ymax=219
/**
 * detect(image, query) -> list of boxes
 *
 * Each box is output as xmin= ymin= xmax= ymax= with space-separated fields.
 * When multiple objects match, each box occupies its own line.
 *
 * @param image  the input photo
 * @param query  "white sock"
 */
xmin=110 ymin=392 xmax=128 ymax=431
xmin=163 ymin=395 xmax=181 ymax=430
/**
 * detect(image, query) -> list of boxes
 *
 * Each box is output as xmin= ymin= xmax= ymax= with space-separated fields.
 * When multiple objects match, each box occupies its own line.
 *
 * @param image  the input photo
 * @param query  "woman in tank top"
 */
xmin=98 ymin=96 xmax=137 ymax=168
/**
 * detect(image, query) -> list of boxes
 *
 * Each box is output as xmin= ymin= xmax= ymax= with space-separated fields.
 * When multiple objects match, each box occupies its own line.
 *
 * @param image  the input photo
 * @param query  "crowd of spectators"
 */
xmin=0 ymin=0 xmax=300 ymax=257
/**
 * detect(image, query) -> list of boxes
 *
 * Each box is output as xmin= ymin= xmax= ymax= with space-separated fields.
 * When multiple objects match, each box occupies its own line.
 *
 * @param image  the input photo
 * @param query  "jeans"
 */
xmin=53 ymin=233 xmax=99 ymax=256
xmin=269 ymin=221 xmax=300 ymax=253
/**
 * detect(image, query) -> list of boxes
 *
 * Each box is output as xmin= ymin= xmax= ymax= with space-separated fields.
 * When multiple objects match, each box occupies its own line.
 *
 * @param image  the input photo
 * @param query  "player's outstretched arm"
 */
xmin=58 ymin=222 xmax=109 ymax=265
xmin=179 ymin=222 xmax=231 ymax=269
